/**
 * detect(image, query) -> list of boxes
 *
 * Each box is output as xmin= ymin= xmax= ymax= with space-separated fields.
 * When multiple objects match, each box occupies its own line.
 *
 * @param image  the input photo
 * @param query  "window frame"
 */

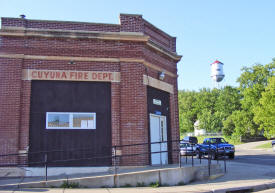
xmin=46 ymin=112 xmax=96 ymax=130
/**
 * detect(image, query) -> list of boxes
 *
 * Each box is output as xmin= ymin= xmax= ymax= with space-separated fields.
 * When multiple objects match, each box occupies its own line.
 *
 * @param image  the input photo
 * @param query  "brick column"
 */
xmin=111 ymin=82 xmax=121 ymax=147
xmin=119 ymin=62 xmax=148 ymax=166
xmin=17 ymin=80 xmax=31 ymax=165
xmin=170 ymin=78 xmax=180 ymax=164
xmin=0 ymin=57 xmax=23 ymax=165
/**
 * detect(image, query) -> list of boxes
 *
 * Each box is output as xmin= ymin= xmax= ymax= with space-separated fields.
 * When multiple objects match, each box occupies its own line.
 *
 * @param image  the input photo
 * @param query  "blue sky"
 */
xmin=1 ymin=0 xmax=274 ymax=90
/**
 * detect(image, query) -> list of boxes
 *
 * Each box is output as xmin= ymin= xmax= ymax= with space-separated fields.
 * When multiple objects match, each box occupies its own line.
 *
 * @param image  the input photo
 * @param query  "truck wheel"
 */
xmin=210 ymin=152 xmax=217 ymax=160
xmin=229 ymin=153 xmax=235 ymax=159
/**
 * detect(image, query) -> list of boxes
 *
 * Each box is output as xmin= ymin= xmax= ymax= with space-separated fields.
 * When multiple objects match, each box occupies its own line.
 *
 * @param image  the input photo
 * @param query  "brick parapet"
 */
xmin=120 ymin=14 xmax=144 ymax=33
xmin=119 ymin=14 xmax=177 ymax=52
xmin=144 ymin=21 xmax=176 ymax=52
xmin=1 ymin=17 xmax=120 ymax=32
xmin=2 ymin=14 xmax=179 ymax=57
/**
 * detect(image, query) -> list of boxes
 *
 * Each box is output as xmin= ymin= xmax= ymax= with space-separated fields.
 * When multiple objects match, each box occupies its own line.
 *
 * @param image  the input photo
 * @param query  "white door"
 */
xmin=160 ymin=116 xmax=168 ymax=165
xmin=150 ymin=114 xmax=168 ymax=165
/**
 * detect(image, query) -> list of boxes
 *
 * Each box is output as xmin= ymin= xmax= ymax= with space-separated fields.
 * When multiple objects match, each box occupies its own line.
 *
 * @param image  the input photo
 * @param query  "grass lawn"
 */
xmin=255 ymin=142 xmax=272 ymax=149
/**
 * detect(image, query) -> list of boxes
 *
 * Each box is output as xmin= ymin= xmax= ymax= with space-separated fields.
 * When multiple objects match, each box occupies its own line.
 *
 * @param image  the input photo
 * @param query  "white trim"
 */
xmin=149 ymin=113 xmax=166 ymax=119
xmin=143 ymin=75 xmax=174 ymax=94
xmin=46 ymin=112 xmax=96 ymax=130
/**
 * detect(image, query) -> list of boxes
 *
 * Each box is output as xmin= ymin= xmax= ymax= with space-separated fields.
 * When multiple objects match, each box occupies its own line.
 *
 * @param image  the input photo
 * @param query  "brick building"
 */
xmin=0 ymin=14 xmax=181 ymax=167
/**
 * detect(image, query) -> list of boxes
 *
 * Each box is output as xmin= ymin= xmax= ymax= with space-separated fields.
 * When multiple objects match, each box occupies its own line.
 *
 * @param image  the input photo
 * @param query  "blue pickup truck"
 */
xmin=196 ymin=137 xmax=235 ymax=159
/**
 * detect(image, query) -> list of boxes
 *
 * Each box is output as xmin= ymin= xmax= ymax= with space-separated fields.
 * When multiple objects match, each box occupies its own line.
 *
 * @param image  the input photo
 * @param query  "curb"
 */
xmin=208 ymin=173 xmax=224 ymax=181
xmin=210 ymin=181 xmax=275 ymax=193
xmin=1 ymin=182 xmax=275 ymax=193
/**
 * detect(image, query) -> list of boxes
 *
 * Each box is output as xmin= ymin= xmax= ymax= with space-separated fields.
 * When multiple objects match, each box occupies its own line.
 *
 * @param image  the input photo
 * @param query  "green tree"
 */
xmin=178 ymin=86 xmax=241 ymax=135
xmin=215 ymin=86 xmax=242 ymax=135
xmin=222 ymin=115 xmax=235 ymax=136
xmin=235 ymin=62 xmax=275 ymax=136
xmin=238 ymin=62 xmax=274 ymax=109
xmin=254 ymin=76 xmax=275 ymax=138
xmin=178 ymin=59 xmax=274 ymax=140
xmin=215 ymin=86 xmax=241 ymax=117
xmin=195 ymin=88 xmax=219 ymax=114
xmin=198 ymin=109 xmax=224 ymax=132
xmin=230 ymin=110 xmax=256 ymax=138
xmin=178 ymin=90 xmax=198 ymax=133
xmin=197 ymin=109 xmax=212 ymax=132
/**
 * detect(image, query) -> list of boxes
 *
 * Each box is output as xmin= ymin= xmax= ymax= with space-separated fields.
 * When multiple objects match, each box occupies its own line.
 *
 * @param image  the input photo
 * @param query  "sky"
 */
xmin=1 ymin=0 xmax=274 ymax=91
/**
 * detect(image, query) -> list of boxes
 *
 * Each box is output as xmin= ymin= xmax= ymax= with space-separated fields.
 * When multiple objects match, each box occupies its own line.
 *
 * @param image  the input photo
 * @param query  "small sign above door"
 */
xmin=153 ymin=99 xmax=162 ymax=106
xmin=155 ymin=111 xmax=162 ymax=115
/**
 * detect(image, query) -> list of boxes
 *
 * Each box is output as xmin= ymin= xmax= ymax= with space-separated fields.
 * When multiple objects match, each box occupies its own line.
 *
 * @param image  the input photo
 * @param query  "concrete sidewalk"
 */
xmin=1 ymin=161 xmax=275 ymax=193
xmin=0 ymin=157 xmax=213 ymax=187
xmin=1 ymin=178 xmax=275 ymax=193
xmin=1 ymin=141 xmax=274 ymax=192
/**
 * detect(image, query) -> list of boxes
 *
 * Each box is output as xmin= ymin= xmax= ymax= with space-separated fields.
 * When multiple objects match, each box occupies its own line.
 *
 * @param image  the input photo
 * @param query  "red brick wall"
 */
xmin=119 ymin=14 xmax=176 ymax=53
xmin=1 ymin=36 xmax=145 ymax=59
xmin=2 ymin=14 xmax=177 ymax=55
xmin=1 ymin=17 xmax=120 ymax=32
xmin=111 ymin=82 xmax=121 ymax=147
xmin=0 ymin=58 xmax=22 ymax=165
xmin=19 ymin=81 xmax=31 ymax=150
xmin=0 ymin=14 xmax=180 ymax=166
xmin=144 ymin=46 xmax=177 ymax=74
xmin=22 ymin=59 xmax=120 ymax=71
xmin=170 ymin=80 xmax=180 ymax=163
xmin=119 ymin=62 xmax=148 ymax=165
xmin=144 ymin=22 xmax=175 ymax=52
xmin=120 ymin=14 xmax=144 ymax=33
xmin=1 ymin=18 xmax=26 ymax=28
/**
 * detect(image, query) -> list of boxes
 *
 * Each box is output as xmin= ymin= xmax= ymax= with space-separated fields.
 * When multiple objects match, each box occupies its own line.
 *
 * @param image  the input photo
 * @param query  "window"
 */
xmin=204 ymin=139 xmax=209 ymax=144
xmin=46 ymin=112 xmax=96 ymax=129
xmin=180 ymin=143 xmax=191 ymax=148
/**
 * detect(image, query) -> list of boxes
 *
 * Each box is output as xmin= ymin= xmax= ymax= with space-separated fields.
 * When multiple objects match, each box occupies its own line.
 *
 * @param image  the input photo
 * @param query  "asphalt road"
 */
xmin=255 ymin=188 xmax=275 ymax=193
xmin=179 ymin=141 xmax=275 ymax=167
xmin=233 ymin=141 xmax=275 ymax=166
xmin=233 ymin=151 xmax=275 ymax=166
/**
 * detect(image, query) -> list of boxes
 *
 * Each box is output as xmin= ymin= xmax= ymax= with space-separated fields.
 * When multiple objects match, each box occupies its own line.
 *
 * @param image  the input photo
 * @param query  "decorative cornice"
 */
xmin=0 ymin=53 xmax=178 ymax=78
xmin=0 ymin=27 xmax=182 ymax=61
xmin=0 ymin=27 xmax=149 ymax=42
xmin=147 ymin=40 xmax=182 ymax=61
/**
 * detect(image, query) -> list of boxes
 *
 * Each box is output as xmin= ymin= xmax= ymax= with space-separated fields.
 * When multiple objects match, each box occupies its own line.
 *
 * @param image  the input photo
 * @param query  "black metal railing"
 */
xmin=0 ymin=139 xmax=228 ymax=181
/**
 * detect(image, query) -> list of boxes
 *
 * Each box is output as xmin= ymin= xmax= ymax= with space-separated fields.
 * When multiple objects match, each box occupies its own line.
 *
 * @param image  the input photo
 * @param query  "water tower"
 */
xmin=211 ymin=60 xmax=224 ymax=87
